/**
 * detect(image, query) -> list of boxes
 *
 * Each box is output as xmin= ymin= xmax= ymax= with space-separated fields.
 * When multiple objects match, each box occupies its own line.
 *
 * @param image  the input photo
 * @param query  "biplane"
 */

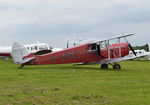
xmin=11 ymin=34 xmax=136 ymax=69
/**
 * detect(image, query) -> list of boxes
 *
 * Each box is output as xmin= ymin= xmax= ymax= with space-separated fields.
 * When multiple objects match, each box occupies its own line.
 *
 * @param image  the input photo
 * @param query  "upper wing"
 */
xmin=92 ymin=33 xmax=134 ymax=43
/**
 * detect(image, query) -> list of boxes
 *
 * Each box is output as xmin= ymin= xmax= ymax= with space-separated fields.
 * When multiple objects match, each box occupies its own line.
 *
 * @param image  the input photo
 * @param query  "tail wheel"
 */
xmin=113 ymin=64 xmax=121 ymax=70
xmin=101 ymin=64 xmax=108 ymax=69
xmin=18 ymin=64 xmax=24 ymax=69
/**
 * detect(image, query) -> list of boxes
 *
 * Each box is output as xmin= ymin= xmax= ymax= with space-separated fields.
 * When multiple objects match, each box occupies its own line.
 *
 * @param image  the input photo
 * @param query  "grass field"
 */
xmin=0 ymin=60 xmax=150 ymax=105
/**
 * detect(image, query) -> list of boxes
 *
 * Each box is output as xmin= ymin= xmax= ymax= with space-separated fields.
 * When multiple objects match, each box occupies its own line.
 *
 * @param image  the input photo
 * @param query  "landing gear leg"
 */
xmin=101 ymin=64 xmax=108 ymax=69
xmin=113 ymin=63 xmax=121 ymax=70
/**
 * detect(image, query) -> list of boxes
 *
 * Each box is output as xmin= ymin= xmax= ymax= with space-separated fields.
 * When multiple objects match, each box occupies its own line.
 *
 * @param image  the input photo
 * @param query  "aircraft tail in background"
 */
xmin=11 ymin=42 xmax=35 ymax=64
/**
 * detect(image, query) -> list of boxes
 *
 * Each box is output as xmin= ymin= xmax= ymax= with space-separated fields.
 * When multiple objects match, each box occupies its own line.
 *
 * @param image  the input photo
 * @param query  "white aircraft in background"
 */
xmin=124 ymin=44 xmax=150 ymax=60
xmin=0 ymin=43 xmax=62 ymax=58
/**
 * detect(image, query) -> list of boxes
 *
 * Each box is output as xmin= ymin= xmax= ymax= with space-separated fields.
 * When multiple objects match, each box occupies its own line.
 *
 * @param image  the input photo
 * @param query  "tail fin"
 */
xmin=11 ymin=42 xmax=34 ymax=64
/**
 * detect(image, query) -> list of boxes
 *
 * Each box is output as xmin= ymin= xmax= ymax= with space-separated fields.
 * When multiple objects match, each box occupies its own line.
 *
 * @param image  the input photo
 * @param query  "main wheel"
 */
xmin=101 ymin=64 xmax=108 ymax=69
xmin=113 ymin=64 xmax=121 ymax=70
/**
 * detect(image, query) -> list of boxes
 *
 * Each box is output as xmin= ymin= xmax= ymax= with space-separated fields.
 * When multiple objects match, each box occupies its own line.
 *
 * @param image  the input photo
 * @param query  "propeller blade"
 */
xmin=129 ymin=44 xmax=136 ymax=56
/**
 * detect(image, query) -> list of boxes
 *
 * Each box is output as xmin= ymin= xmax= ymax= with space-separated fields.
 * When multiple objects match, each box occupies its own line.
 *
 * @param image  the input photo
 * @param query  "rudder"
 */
xmin=11 ymin=42 xmax=30 ymax=64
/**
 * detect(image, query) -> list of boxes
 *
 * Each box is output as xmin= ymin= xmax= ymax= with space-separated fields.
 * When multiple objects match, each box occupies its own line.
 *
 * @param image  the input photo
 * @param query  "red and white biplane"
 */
xmin=11 ymin=34 xmax=136 ymax=69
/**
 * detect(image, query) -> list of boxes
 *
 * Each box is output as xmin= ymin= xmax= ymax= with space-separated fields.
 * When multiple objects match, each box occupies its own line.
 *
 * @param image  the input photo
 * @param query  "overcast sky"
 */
xmin=0 ymin=0 xmax=150 ymax=47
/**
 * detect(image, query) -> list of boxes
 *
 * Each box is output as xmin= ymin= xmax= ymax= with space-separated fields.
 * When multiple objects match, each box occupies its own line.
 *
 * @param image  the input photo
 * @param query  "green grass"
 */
xmin=0 ymin=60 xmax=150 ymax=105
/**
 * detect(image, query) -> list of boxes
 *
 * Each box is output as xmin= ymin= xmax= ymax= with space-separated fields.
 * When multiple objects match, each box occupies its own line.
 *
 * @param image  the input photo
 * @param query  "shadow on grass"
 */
xmin=16 ymin=65 xmax=99 ymax=71
xmin=14 ymin=64 xmax=124 ymax=72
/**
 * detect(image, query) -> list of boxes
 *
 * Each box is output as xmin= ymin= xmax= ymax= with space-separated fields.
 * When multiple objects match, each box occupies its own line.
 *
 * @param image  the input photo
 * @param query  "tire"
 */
xmin=113 ymin=64 xmax=121 ymax=70
xmin=101 ymin=64 xmax=108 ymax=69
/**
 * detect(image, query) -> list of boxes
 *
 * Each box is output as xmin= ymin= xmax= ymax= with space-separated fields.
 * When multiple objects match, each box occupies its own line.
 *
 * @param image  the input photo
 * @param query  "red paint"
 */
xmin=0 ymin=53 xmax=11 ymax=57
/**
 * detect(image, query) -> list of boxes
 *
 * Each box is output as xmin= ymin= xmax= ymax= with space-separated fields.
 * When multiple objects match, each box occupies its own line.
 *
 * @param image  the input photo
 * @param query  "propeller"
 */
xmin=129 ymin=44 xmax=136 ymax=56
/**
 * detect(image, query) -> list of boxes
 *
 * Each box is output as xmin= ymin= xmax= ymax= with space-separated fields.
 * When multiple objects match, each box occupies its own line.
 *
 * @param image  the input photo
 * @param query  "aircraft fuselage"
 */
xmin=24 ymin=42 xmax=129 ymax=65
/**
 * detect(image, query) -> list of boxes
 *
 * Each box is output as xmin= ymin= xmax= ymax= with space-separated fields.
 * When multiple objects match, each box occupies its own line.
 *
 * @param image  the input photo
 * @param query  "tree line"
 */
xmin=133 ymin=44 xmax=149 ymax=52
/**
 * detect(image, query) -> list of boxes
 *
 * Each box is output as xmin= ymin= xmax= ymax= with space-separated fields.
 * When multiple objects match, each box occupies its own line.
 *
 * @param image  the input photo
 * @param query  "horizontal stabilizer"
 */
xmin=20 ymin=57 xmax=35 ymax=64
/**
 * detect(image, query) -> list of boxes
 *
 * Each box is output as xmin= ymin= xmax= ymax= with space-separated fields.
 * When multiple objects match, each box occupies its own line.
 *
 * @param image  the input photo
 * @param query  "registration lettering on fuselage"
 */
xmin=50 ymin=51 xmax=79 ymax=62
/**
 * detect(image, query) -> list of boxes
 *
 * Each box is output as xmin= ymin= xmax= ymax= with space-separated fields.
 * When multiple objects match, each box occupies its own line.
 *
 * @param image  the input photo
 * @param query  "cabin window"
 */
xmin=27 ymin=47 xmax=29 ymax=50
xmin=90 ymin=43 xmax=97 ymax=51
xmin=100 ymin=41 xmax=109 ymax=49
xmin=39 ymin=45 xmax=48 ymax=50
xmin=31 ymin=46 xmax=37 ymax=50
xmin=139 ymin=51 xmax=142 ymax=54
